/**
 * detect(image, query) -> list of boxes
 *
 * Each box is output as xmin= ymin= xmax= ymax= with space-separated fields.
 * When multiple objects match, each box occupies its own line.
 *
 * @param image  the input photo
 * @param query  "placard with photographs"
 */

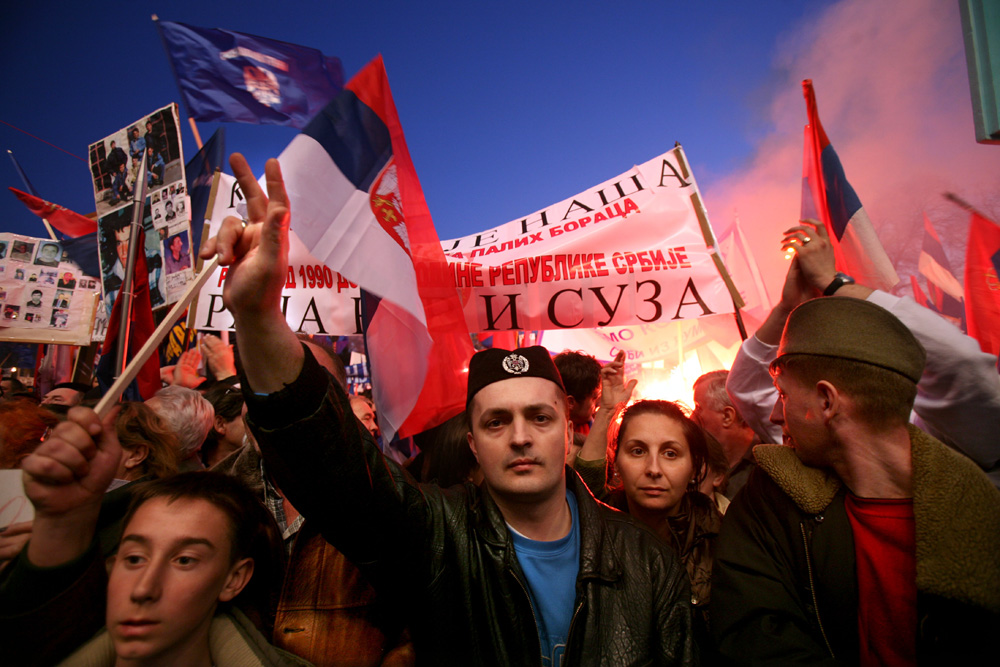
xmin=88 ymin=103 xmax=194 ymax=314
xmin=0 ymin=232 xmax=100 ymax=333
xmin=96 ymin=204 xmax=166 ymax=317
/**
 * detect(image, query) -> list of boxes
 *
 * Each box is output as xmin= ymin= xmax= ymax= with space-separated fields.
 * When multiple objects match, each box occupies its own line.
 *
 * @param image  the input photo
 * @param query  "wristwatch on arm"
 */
xmin=823 ymin=272 xmax=856 ymax=296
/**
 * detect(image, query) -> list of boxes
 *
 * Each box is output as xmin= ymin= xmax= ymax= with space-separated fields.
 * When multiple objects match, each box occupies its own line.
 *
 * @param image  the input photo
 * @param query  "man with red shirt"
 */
xmin=711 ymin=226 xmax=1000 ymax=664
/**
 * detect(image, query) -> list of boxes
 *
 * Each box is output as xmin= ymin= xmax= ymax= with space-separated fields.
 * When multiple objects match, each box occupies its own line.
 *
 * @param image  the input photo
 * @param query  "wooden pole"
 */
xmin=114 ymin=158 xmax=149 ymax=379
xmin=944 ymin=192 xmax=1000 ymax=227
xmin=188 ymin=117 xmax=204 ymax=150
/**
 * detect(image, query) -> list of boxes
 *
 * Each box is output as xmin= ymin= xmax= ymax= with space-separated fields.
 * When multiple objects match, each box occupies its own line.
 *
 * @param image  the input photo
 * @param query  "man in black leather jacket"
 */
xmin=205 ymin=154 xmax=697 ymax=666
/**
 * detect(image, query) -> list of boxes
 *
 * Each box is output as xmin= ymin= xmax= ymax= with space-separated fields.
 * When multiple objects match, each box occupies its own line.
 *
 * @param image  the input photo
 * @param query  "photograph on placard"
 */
xmin=10 ymin=239 xmax=34 ymax=263
xmin=33 ymin=241 xmax=61 ymax=268
xmin=87 ymin=104 xmax=184 ymax=218
xmin=39 ymin=269 xmax=58 ymax=286
xmin=96 ymin=204 xmax=165 ymax=316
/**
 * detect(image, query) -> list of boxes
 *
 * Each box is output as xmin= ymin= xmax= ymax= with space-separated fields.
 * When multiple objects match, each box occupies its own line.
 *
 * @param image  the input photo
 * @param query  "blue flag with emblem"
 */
xmin=156 ymin=19 xmax=344 ymax=129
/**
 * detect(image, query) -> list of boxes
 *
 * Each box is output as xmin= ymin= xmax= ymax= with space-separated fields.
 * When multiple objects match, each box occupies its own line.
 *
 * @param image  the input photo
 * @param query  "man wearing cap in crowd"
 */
xmin=41 ymin=381 xmax=89 ymax=407
xmin=711 ymin=294 xmax=1000 ymax=664
xmin=203 ymin=154 xmax=696 ymax=665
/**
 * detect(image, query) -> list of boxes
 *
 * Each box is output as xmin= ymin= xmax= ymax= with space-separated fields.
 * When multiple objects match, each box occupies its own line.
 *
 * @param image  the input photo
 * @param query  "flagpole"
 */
xmin=115 ymin=157 xmax=149 ymax=380
xmin=944 ymin=192 xmax=1000 ymax=228
xmin=188 ymin=118 xmax=204 ymax=150
xmin=673 ymin=144 xmax=748 ymax=340
xmin=153 ymin=14 xmax=206 ymax=152
xmin=97 ymin=255 xmax=220 ymax=417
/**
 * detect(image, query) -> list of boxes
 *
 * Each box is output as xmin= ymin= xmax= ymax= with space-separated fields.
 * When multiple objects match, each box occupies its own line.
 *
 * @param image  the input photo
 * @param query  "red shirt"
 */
xmin=845 ymin=493 xmax=917 ymax=667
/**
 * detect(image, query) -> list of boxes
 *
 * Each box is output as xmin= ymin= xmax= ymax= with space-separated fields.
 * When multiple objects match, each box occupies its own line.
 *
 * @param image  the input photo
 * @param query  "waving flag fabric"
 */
xmin=157 ymin=20 xmax=344 ymax=129
xmin=277 ymin=55 xmax=473 ymax=440
xmin=10 ymin=187 xmax=98 ymax=238
xmin=717 ymin=217 xmax=772 ymax=317
xmin=96 ymin=226 xmax=161 ymax=401
xmin=919 ymin=214 xmax=964 ymax=300
xmin=910 ymin=274 xmax=932 ymax=310
xmin=801 ymin=80 xmax=898 ymax=291
xmin=964 ymin=212 xmax=1000 ymax=357
xmin=185 ymin=127 xmax=226 ymax=252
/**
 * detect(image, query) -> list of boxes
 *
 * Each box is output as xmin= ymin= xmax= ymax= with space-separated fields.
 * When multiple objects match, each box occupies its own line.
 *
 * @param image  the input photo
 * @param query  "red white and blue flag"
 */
xmin=801 ymin=79 xmax=898 ymax=291
xmin=275 ymin=55 xmax=474 ymax=440
xmin=917 ymin=213 xmax=964 ymax=309
xmin=157 ymin=20 xmax=344 ymax=129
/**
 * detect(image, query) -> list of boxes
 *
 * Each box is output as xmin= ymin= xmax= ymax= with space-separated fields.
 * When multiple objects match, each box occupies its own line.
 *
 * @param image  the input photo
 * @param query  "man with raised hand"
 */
xmin=712 ymin=222 xmax=1000 ymax=664
xmin=202 ymin=154 xmax=695 ymax=666
xmin=0 ymin=407 xmax=304 ymax=666
xmin=726 ymin=219 xmax=1000 ymax=487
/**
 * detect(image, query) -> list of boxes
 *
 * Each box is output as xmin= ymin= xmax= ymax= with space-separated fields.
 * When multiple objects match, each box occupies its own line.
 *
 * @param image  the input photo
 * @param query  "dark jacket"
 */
xmin=213 ymin=445 xmax=414 ymax=667
xmin=711 ymin=427 xmax=1000 ymax=665
xmin=244 ymin=347 xmax=696 ymax=666
xmin=0 ymin=543 xmax=309 ymax=667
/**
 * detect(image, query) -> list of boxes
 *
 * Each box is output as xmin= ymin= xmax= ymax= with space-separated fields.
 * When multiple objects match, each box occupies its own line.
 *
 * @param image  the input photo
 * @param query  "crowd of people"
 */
xmin=0 ymin=154 xmax=997 ymax=666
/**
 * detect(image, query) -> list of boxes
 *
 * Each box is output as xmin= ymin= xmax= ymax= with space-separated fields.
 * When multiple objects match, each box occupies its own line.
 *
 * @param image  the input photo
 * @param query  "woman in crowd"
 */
xmin=573 ymin=353 xmax=722 ymax=637
xmin=0 ymin=398 xmax=58 ymax=469
xmin=113 ymin=402 xmax=179 ymax=483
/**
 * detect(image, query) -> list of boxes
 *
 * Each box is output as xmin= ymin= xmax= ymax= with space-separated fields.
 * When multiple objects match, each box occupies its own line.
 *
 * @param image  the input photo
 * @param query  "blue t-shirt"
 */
xmin=508 ymin=490 xmax=581 ymax=667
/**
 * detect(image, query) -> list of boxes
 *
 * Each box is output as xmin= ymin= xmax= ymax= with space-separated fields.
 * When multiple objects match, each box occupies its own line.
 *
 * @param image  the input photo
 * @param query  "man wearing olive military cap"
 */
xmin=712 ymin=296 xmax=1000 ymax=665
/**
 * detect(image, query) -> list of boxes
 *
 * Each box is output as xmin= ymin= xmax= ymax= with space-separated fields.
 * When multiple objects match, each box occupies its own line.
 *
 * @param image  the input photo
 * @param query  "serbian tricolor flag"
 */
xmin=10 ymin=187 xmax=98 ymax=238
xmin=801 ymin=80 xmax=898 ymax=291
xmin=910 ymin=274 xmax=932 ymax=309
xmin=96 ymin=227 xmax=161 ymax=401
xmin=918 ymin=214 xmax=965 ymax=319
xmin=920 ymin=214 xmax=963 ymax=300
xmin=275 ymin=55 xmax=474 ymax=440
xmin=964 ymin=212 xmax=1000 ymax=357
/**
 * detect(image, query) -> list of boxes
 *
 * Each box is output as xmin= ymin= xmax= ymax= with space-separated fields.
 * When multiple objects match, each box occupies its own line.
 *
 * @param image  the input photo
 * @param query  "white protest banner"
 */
xmin=0 ymin=233 xmax=101 ymax=345
xmin=192 ymin=173 xmax=362 ymax=334
xmin=440 ymin=146 xmax=735 ymax=332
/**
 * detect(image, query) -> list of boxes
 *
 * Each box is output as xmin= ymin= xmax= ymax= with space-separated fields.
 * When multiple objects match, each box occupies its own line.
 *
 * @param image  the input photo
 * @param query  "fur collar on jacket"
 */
xmin=752 ymin=425 xmax=1000 ymax=613
xmin=58 ymin=609 xmax=312 ymax=666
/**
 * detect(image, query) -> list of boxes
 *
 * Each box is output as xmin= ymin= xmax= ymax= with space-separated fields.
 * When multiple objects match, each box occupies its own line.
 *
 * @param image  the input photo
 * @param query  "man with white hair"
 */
xmin=146 ymin=385 xmax=214 ymax=471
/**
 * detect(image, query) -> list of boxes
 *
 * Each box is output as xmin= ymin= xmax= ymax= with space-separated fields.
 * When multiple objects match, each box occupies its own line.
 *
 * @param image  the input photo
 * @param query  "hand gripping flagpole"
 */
xmin=114 ymin=156 xmax=149 ymax=381
xmin=96 ymin=253 xmax=221 ymax=418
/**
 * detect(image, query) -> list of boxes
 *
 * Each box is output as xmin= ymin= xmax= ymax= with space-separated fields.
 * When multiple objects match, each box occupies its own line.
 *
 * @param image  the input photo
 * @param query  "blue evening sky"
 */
xmin=1 ymin=1 xmax=834 ymax=242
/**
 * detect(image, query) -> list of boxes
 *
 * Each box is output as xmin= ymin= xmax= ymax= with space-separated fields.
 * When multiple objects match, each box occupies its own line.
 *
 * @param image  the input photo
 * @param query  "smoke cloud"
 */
xmin=703 ymin=0 xmax=1000 ymax=295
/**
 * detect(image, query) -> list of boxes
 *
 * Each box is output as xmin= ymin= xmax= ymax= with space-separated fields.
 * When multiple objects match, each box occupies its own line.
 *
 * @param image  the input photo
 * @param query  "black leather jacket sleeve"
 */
xmin=243 ymin=345 xmax=444 ymax=592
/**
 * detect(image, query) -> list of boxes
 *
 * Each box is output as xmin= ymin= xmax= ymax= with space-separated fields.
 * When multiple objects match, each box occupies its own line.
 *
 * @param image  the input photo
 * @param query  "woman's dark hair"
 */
xmin=121 ymin=471 xmax=284 ymax=620
xmin=611 ymin=400 xmax=709 ymax=489
xmin=411 ymin=412 xmax=479 ymax=487
xmin=201 ymin=384 xmax=245 ymax=465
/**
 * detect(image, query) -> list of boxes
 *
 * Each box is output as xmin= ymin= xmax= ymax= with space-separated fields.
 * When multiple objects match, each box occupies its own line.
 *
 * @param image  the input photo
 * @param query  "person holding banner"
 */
xmin=204 ymin=154 xmax=696 ymax=666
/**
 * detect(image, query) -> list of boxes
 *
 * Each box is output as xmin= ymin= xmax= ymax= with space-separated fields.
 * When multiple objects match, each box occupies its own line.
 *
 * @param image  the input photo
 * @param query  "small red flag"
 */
xmin=964 ymin=213 xmax=1000 ymax=357
xmin=10 ymin=187 xmax=97 ymax=238
xmin=100 ymin=228 xmax=161 ymax=400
